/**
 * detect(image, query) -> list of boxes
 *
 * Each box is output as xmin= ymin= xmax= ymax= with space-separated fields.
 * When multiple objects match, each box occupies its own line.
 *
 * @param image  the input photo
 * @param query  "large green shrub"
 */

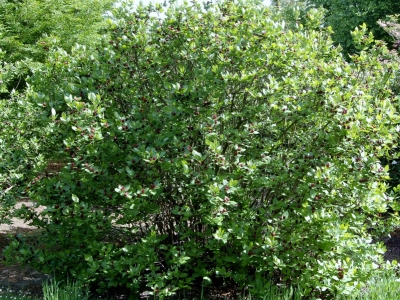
xmin=4 ymin=0 xmax=400 ymax=297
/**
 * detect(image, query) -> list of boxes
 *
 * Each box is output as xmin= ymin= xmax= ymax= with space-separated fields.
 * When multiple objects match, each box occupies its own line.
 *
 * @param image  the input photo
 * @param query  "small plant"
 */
xmin=243 ymin=279 xmax=303 ymax=300
xmin=42 ymin=278 xmax=90 ymax=300
xmin=341 ymin=268 xmax=400 ymax=300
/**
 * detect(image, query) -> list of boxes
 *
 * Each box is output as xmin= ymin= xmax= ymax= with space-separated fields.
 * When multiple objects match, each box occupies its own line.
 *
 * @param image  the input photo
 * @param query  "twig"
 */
xmin=3 ymin=185 xmax=14 ymax=194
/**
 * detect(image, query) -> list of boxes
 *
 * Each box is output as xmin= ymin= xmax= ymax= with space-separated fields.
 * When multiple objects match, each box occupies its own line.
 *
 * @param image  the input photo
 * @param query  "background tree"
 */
xmin=0 ymin=0 xmax=113 ymax=96
xmin=304 ymin=0 xmax=400 ymax=55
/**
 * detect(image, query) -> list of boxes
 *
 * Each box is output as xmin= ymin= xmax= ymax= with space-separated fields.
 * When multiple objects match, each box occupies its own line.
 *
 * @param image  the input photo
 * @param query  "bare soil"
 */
xmin=0 ymin=200 xmax=49 ymax=297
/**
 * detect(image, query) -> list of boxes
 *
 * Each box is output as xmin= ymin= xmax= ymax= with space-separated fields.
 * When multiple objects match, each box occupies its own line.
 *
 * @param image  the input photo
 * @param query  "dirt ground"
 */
xmin=0 ymin=200 xmax=49 ymax=297
xmin=0 ymin=200 xmax=46 ymax=232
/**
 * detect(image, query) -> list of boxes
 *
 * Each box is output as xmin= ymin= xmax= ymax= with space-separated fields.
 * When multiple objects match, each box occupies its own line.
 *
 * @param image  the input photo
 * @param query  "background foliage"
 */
xmin=302 ymin=0 xmax=400 ymax=55
xmin=0 ymin=0 xmax=113 ymax=96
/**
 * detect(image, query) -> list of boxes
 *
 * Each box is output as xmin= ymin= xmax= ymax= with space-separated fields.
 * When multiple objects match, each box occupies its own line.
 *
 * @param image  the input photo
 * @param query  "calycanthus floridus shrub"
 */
xmin=4 ymin=0 xmax=400 ymax=297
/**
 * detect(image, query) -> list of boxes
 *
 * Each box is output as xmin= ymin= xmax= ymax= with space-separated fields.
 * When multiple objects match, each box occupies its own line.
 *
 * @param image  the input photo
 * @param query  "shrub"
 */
xmin=4 ymin=0 xmax=400 ymax=297
xmin=0 ymin=90 xmax=43 ymax=225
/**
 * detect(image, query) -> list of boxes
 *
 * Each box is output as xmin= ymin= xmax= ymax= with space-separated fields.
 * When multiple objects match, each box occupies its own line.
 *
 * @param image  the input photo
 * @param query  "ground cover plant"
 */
xmin=2 ymin=0 xmax=400 ymax=298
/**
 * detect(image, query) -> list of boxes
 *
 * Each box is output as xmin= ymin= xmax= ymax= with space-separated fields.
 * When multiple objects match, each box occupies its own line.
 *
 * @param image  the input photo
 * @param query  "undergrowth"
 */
xmin=1 ymin=268 xmax=400 ymax=299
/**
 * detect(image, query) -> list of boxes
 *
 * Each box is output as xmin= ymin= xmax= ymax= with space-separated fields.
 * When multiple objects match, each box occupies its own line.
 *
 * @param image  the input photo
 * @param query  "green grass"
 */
xmin=242 ymin=283 xmax=303 ymax=300
xmin=41 ymin=278 xmax=90 ymax=300
xmin=0 ymin=278 xmax=91 ymax=300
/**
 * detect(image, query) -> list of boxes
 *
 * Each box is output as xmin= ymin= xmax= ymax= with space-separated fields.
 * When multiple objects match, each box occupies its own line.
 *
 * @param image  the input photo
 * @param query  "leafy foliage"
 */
xmin=304 ymin=0 xmax=400 ymax=55
xmin=377 ymin=15 xmax=400 ymax=190
xmin=3 ymin=0 xmax=400 ymax=298
xmin=0 ymin=89 xmax=44 ymax=224
xmin=0 ymin=0 xmax=113 ymax=95
xmin=0 ymin=0 xmax=113 ymax=222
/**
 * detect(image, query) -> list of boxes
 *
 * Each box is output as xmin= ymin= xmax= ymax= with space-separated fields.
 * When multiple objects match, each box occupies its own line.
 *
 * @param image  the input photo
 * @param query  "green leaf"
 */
xmin=84 ymin=254 xmax=93 ymax=263
xmin=213 ymin=228 xmax=229 ymax=243
xmin=71 ymin=194 xmax=79 ymax=203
